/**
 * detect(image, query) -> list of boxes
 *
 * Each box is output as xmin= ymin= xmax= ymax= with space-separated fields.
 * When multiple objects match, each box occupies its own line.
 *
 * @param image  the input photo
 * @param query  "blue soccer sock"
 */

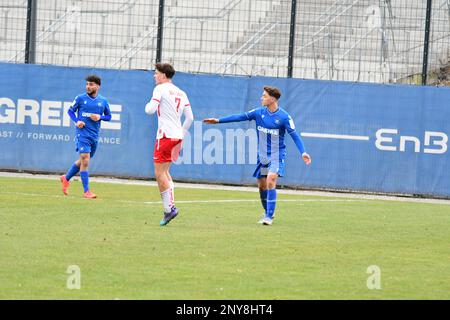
xmin=80 ymin=171 xmax=90 ymax=193
xmin=266 ymin=188 xmax=277 ymax=219
xmin=65 ymin=163 xmax=80 ymax=181
xmin=259 ymin=190 xmax=268 ymax=212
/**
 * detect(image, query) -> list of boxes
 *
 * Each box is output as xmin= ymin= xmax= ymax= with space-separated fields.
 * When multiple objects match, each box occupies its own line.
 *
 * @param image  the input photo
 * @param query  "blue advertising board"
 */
xmin=1 ymin=62 xmax=450 ymax=197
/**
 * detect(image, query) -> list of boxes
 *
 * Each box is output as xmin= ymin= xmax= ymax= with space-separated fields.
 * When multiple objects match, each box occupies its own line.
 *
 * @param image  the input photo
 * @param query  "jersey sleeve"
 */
xmin=182 ymin=103 xmax=194 ymax=134
xmin=218 ymin=108 xmax=258 ymax=123
xmin=284 ymin=115 xmax=306 ymax=154
xmin=244 ymin=108 xmax=258 ymax=120
xmin=284 ymin=115 xmax=297 ymax=134
xmin=183 ymin=95 xmax=191 ymax=111
xmin=67 ymin=95 xmax=80 ymax=123
xmin=145 ymin=86 xmax=161 ymax=115
xmin=100 ymin=100 xmax=111 ymax=121
xmin=69 ymin=95 xmax=80 ymax=112
xmin=153 ymin=86 xmax=162 ymax=101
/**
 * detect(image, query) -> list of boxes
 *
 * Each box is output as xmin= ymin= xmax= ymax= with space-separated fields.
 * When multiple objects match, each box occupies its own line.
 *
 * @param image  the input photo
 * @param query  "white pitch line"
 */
xmin=2 ymin=191 xmax=65 ymax=199
xmin=2 ymin=171 xmax=450 ymax=205
xmin=141 ymin=199 xmax=361 ymax=205
xmin=0 ymin=191 xmax=362 ymax=205
xmin=301 ymin=132 xmax=370 ymax=141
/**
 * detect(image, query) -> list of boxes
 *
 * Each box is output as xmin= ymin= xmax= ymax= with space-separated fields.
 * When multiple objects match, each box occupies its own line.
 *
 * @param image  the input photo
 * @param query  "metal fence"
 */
xmin=1 ymin=0 xmax=449 ymax=85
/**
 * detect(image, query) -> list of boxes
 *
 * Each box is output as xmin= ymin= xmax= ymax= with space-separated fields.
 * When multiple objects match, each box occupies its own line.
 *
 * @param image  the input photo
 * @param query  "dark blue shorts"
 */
xmin=76 ymin=136 xmax=98 ymax=158
xmin=252 ymin=158 xmax=285 ymax=178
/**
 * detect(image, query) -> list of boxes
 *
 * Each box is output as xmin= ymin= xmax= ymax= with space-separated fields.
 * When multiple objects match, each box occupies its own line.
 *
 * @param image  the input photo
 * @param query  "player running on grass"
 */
xmin=145 ymin=63 xmax=194 ymax=226
xmin=60 ymin=75 xmax=111 ymax=199
xmin=203 ymin=86 xmax=311 ymax=225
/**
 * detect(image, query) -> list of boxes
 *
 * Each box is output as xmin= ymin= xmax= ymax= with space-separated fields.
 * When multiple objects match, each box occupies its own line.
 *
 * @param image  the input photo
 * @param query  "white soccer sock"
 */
xmin=160 ymin=188 xmax=173 ymax=213
xmin=169 ymin=181 xmax=175 ymax=204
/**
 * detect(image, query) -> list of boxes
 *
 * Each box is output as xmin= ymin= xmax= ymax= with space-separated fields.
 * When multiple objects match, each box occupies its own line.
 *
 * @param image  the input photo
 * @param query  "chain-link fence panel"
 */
xmin=1 ymin=0 xmax=449 ymax=85
xmin=0 ymin=1 xmax=28 ymax=63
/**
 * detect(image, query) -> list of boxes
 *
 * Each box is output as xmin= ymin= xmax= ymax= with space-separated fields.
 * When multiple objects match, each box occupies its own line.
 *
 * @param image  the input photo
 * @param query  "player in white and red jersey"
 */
xmin=145 ymin=63 xmax=194 ymax=226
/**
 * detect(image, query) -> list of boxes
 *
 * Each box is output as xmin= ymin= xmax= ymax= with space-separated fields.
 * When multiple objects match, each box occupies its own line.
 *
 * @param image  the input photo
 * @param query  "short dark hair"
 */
xmin=85 ymin=75 xmax=101 ymax=86
xmin=263 ymin=86 xmax=281 ymax=100
xmin=155 ymin=63 xmax=175 ymax=79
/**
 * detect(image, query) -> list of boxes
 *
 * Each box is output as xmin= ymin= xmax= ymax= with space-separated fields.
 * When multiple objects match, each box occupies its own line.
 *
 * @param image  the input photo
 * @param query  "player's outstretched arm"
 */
xmin=204 ymin=112 xmax=251 ymax=124
xmin=203 ymin=118 xmax=219 ymax=124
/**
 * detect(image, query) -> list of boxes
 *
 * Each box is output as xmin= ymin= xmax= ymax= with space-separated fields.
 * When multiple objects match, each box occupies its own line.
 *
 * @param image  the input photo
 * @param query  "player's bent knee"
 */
xmin=267 ymin=182 xmax=277 ymax=189
xmin=79 ymin=154 xmax=90 ymax=167
xmin=154 ymin=169 xmax=166 ymax=180
xmin=267 ymin=176 xmax=278 ymax=189
xmin=154 ymin=171 xmax=163 ymax=179
xmin=258 ymin=182 xmax=267 ymax=192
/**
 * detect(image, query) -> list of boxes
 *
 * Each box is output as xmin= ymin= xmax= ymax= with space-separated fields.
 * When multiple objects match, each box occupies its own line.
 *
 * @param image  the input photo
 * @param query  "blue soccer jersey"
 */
xmin=218 ymin=106 xmax=306 ymax=177
xmin=69 ymin=93 xmax=111 ymax=141
xmin=247 ymin=107 xmax=305 ymax=162
xmin=219 ymin=107 xmax=305 ymax=159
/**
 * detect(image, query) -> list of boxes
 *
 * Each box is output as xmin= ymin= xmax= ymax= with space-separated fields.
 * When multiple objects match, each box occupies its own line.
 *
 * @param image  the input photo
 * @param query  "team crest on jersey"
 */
xmin=98 ymin=103 xmax=101 ymax=106
xmin=84 ymin=101 xmax=87 ymax=104
xmin=275 ymin=119 xmax=280 ymax=124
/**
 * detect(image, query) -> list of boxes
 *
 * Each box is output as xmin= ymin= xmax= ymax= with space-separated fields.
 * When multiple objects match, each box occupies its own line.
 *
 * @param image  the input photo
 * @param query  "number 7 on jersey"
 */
xmin=175 ymin=97 xmax=181 ymax=112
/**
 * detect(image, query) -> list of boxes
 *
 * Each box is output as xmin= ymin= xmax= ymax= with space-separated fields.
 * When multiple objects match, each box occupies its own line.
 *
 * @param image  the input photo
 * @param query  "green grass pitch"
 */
xmin=1 ymin=176 xmax=449 ymax=299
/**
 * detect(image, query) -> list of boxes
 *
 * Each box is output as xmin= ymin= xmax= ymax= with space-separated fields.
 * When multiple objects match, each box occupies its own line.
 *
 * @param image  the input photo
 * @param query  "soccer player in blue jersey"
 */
xmin=203 ymin=86 xmax=311 ymax=225
xmin=60 ymin=75 xmax=112 ymax=199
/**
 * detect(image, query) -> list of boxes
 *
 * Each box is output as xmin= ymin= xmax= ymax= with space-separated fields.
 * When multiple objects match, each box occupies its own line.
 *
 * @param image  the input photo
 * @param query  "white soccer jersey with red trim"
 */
xmin=150 ymin=82 xmax=191 ymax=139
